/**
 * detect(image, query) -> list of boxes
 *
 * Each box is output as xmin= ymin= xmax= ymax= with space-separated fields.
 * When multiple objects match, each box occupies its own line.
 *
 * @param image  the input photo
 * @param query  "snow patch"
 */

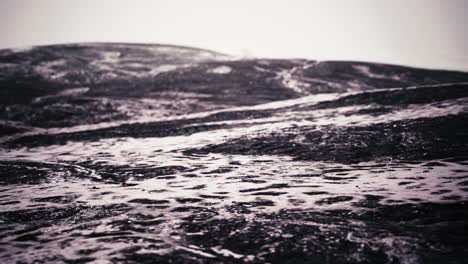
xmin=33 ymin=87 xmax=90 ymax=103
xmin=353 ymin=65 xmax=400 ymax=80
xmin=33 ymin=59 xmax=68 ymax=79
xmin=208 ymin=65 xmax=232 ymax=74
xmin=58 ymin=87 xmax=90 ymax=96
xmin=277 ymin=69 xmax=310 ymax=94
xmin=100 ymin=51 xmax=121 ymax=63
xmin=254 ymin=66 xmax=271 ymax=73
xmin=149 ymin=64 xmax=178 ymax=76
xmin=211 ymin=247 xmax=244 ymax=259
xmin=177 ymin=246 xmax=216 ymax=258
xmin=152 ymin=46 xmax=180 ymax=53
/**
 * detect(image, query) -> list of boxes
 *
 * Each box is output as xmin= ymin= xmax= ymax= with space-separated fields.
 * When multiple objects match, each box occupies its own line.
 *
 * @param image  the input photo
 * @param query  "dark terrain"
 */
xmin=0 ymin=43 xmax=468 ymax=263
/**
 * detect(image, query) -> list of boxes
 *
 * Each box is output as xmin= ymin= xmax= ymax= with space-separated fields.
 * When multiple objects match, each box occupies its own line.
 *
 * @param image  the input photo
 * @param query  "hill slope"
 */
xmin=1 ymin=43 xmax=468 ymax=131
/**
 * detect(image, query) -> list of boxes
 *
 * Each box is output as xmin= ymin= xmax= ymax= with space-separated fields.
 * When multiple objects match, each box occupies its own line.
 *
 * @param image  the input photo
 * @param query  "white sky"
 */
xmin=1 ymin=0 xmax=467 ymax=71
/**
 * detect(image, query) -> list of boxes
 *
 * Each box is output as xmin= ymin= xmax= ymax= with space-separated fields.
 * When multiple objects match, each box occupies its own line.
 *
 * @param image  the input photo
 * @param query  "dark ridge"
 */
xmin=0 ymin=124 xmax=27 ymax=136
xmin=179 ymin=202 xmax=468 ymax=263
xmin=186 ymin=113 xmax=468 ymax=163
xmin=0 ymin=160 xmax=91 ymax=185
xmin=310 ymin=83 xmax=468 ymax=110
xmin=300 ymin=61 xmax=468 ymax=92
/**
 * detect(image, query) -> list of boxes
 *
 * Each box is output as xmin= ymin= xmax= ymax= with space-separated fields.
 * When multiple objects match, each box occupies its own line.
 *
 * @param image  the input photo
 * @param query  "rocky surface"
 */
xmin=0 ymin=43 xmax=468 ymax=263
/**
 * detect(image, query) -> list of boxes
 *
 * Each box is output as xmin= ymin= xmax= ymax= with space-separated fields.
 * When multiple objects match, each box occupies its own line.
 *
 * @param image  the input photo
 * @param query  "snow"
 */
xmin=208 ymin=65 xmax=232 ymax=74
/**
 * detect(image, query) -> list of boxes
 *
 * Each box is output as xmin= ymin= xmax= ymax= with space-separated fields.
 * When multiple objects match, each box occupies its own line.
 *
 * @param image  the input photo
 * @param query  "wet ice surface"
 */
xmin=1 ymin=85 xmax=468 ymax=263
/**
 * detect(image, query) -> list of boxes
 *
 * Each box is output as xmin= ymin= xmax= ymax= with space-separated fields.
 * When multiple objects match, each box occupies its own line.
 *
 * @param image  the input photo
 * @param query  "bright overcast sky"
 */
xmin=1 ymin=0 xmax=467 ymax=71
